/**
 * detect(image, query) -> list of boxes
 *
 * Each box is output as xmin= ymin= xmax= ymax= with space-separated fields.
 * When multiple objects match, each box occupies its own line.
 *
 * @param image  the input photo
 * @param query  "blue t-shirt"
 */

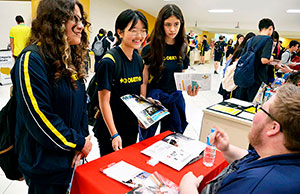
xmin=142 ymin=44 xmax=189 ymax=93
xmin=204 ymin=150 xmax=300 ymax=194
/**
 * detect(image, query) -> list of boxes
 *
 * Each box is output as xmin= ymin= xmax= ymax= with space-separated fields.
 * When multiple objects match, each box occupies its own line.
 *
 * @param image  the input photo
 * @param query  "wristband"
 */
xmin=110 ymin=133 xmax=119 ymax=141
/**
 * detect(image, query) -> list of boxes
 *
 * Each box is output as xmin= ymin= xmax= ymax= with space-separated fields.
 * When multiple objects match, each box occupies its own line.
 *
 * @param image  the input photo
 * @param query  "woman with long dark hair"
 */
xmin=93 ymin=9 xmax=148 ymax=156
xmin=218 ymin=32 xmax=256 ymax=100
xmin=11 ymin=0 xmax=92 ymax=193
xmin=140 ymin=4 xmax=198 ymax=140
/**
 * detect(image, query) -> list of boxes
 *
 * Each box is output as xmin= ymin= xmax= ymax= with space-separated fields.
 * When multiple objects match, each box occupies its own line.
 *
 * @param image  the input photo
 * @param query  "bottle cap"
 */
xmin=211 ymin=128 xmax=216 ymax=133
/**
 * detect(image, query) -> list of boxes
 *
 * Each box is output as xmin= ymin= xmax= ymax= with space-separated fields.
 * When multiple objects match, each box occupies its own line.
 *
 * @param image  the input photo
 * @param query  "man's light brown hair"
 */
xmin=270 ymin=84 xmax=300 ymax=151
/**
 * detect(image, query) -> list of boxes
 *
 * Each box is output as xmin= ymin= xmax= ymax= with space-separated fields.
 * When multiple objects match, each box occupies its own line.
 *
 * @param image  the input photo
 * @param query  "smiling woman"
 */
xmin=92 ymin=9 xmax=149 ymax=156
xmin=10 ymin=0 xmax=92 ymax=193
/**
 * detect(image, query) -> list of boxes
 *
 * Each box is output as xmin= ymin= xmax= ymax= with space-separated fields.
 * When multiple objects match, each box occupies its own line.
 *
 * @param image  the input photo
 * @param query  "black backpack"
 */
xmin=234 ymin=36 xmax=271 ymax=88
xmin=214 ymin=41 xmax=223 ymax=54
xmin=87 ymin=48 xmax=143 ymax=126
xmin=0 ymin=45 xmax=42 ymax=181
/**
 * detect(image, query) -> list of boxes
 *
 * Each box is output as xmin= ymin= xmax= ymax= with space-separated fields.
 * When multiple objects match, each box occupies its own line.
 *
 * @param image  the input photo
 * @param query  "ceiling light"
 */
xmin=208 ymin=9 xmax=233 ymax=13
xmin=286 ymin=9 xmax=300 ymax=13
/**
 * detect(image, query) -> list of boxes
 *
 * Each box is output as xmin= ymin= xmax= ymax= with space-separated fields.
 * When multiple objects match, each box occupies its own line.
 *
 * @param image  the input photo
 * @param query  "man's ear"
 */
xmin=266 ymin=121 xmax=281 ymax=136
xmin=297 ymin=81 xmax=300 ymax=87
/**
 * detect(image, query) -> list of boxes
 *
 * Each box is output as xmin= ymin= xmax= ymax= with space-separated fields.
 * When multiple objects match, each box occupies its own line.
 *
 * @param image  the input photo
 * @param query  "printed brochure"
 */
xmin=174 ymin=72 xmax=211 ymax=91
xmin=101 ymin=161 xmax=179 ymax=193
xmin=141 ymin=133 xmax=206 ymax=171
xmin=121 ymin=94 xmax=170 ymax=128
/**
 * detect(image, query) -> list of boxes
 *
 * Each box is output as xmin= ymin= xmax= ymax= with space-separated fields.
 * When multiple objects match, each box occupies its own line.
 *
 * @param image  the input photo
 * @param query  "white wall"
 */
xmin=0 ymin=1 xmax=32 ymax=49
xmin=89 ymin=0 xmax=135 ymax=45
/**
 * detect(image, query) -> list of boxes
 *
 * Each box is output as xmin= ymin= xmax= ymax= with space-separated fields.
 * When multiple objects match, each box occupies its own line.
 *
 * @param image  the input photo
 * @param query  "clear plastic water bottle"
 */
xmin=203 ymin=129 xmax=216 ymax=167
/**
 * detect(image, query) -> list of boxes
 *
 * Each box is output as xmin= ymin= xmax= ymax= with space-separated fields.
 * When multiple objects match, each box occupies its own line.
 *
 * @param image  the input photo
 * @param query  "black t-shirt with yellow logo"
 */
xmin=94 ymin=46 xmax=142 ymax=155
xmin=142 ymin=44 xmax=189 ymax=93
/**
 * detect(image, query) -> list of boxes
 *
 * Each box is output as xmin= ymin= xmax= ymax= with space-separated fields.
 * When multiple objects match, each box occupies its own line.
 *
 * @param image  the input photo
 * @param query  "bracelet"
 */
xmin=110 ymin=133 xmax=119 ymax=141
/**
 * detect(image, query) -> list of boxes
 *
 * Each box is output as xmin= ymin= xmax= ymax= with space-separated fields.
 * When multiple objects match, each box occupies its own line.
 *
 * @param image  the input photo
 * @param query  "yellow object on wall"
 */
xmin=138 ymin=9 xmax=156 ymax=34
xmin=280 ymin=37 xmax=300 ymax=48
xmin=31 ymin=0 xmax=40 ymax=19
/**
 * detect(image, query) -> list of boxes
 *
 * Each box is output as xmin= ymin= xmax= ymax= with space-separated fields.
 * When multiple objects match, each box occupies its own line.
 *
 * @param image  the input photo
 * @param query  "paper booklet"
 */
xmin=121 ymin=94 xmax=170 ymax=128
xmin=174 ymin=72 xmax=211 ymax=91
xmin=141 ymin=133 xmax=206 ymax=171
xmin=100 ymin=160 xmax=179 ymax=194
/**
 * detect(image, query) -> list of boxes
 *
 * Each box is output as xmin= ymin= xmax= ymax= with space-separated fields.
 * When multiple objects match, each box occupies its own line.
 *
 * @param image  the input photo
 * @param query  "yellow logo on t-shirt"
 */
xmin=120 ymin=76 xmax=142 ymax=84
xmin=163 ymin=55 xmax=183 ymax=61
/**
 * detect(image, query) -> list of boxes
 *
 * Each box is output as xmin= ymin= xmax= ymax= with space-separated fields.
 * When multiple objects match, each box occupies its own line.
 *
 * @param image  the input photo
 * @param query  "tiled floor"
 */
xmin=0 ymin=60 xmax=223 ymax=194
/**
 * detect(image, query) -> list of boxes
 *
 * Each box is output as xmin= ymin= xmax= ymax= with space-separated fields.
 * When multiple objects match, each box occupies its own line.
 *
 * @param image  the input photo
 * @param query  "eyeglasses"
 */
xmin=256 ymin=105 xmax=282 ymax=132
xmin=129 ymin=29 xmax=147 ymax=37
xmin=73 ymin=15 xmax=87 ymax=27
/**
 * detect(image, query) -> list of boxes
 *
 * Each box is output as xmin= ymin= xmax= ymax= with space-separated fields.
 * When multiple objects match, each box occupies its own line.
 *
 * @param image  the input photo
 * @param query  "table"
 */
xmin=71 ymin=131 xmax=228 ymax=194
xmin=200 ymin=100 xmax=253 ymax=150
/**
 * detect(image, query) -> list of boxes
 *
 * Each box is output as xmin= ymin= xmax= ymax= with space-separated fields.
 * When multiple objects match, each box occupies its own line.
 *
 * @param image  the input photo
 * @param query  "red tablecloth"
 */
xmin=71 ymin=131 xmax=228 ymax=194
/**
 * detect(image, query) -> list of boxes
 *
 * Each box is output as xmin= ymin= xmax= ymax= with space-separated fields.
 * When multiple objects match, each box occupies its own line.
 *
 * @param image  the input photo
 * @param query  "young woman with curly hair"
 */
xmin=11 ymin=0 xmax=92 ymax=193
xmin=140 ymin=4 xmax=199 ymax=140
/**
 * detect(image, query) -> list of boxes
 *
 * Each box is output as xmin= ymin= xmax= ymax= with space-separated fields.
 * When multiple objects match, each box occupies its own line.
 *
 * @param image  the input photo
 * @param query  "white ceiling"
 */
xmin=122 ymin=0 xmax=300 ymax=39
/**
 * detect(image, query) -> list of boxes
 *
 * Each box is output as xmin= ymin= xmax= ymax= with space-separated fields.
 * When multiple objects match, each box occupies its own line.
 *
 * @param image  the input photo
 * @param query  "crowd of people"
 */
xmin=5 ymin=0 xmax=300 ymax=193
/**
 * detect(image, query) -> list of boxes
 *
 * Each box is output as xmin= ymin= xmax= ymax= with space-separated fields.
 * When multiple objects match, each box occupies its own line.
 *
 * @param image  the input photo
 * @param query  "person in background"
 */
xmin=91 ymin=28 xmax=110 ymax=70
xmin=278 ymin=40 xmax=285 ymax=59
xmin=218 ymin=32 xmax=255 ymax=100
xmin=233 ymin=32 xmax=255 ymax=59
xmin=213 ymin=35 xmax=227 ymax=74
xmin=199 ymin=35 xmax=209 ymax=64
xmin=235 ymin=18 xmax=275 ymax=102
xmin=93 ymin=9 xmax=148 ymax=156
xmin=139 ymin=4 xmax=198 ymax=141
xmin=9 ymin=15 xmax=31 ymax=59
xmin=180 ymin=83 xmax=300 ymax=194
xmin=281 ymin=40 xmax=299 ymax=67
xmin=187 ymin=30 xmax=195 ymax=51
xmin=11 ymin=0 xmax=92 ymax=193
xmin=106 ymin=30 xmax=115 ymax=49
xmin=233 ymin=34 xmax=244 ymax=53
xmin=225 ymin=39 xmax=234 ymax=61
xmin=267 ymin=31 xmax=280 ymax=85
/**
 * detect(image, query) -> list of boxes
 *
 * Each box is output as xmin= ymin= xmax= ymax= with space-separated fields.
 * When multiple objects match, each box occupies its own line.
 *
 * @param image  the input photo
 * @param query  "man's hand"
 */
xmin=280 ymin=65 xmax=292 ymax=73
xmin=187 ymin=85 xmax=199 ymax=96
xmin=179 ymin=172 xmax=204 ymax=194
xmin=112 ymin=135 xmax=122 ymax=151
xmin=81 ymin=135 xmax=92 ymax=157
xmin=209 ymin=127 xmax=230 ymax=152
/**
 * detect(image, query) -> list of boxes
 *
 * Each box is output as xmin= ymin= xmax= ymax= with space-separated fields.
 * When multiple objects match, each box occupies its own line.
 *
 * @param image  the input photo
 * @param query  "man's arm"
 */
xmin=10 ymin=38 xmax=14 ymax=56
xmin=210 ymin=127 xmax=248 ymax=163
xmin=180 ymin=172 xmax=203 ymax=194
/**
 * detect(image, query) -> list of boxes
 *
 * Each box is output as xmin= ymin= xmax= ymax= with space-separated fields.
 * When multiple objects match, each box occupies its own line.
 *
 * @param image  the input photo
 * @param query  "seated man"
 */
xmin=180 ymin=83 xmax=300 ymax=194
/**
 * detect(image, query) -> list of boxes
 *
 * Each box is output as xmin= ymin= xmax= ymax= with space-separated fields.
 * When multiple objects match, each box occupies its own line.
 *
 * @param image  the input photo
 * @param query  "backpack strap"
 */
xmin=102 ymin=48 xmax=122 ymax=86
xmin=102 ymin=48 xmax=144 ymax=86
